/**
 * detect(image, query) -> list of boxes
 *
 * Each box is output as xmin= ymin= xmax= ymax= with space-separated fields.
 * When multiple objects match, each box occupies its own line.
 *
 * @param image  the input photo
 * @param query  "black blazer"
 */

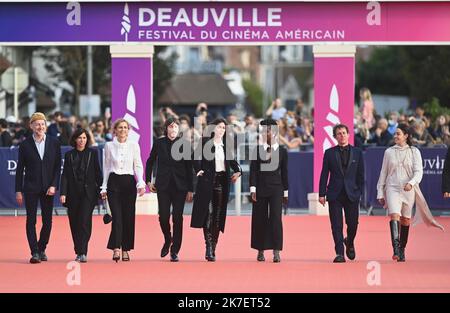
xmin=60 ymin=148 xmax=102 ymax=206
xmin=145 ymin=137 xmax=193 ymax=192
xmin=15 ymin=135 xmax=61 ymax=193
xmin=442 ymin=146 xmax=450 ymax=193
xmin=0 ymin=131 xmax=13 ymax=147
xmin=319 ymin=145 xmax=364 ymax=202
xmin=190 ymin=137 xmax=242 ymax=232
xmin=249 ymin=145 xmax=289 ymax=196
xmin=192 ymin=137 xmax=242 ymax=187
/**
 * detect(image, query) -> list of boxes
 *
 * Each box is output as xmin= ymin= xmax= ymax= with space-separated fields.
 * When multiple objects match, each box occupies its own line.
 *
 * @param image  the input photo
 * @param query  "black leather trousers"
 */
xmin=203 ymin=172 xmax=227 ymax=253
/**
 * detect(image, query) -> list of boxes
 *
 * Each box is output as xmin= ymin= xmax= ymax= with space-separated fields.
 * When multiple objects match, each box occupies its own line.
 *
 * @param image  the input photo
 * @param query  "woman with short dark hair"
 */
xmin=191 ymin=118 xmax=242 ymax=261
xmin=60 ymin=128 xmax=102 ymax=263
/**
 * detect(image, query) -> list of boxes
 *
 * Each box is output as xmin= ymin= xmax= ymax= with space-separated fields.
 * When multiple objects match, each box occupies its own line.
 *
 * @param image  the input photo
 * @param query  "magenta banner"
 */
xmin=1 ymin=2 xmax=450 ymax=43
xmin=112 ymin=57 xmax=152 ymax=165
xmin=313 ymin=56 xmax=355 ymax=192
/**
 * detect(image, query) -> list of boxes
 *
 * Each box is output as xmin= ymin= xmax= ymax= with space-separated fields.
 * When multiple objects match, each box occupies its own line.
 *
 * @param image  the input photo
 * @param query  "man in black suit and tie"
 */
xmin=15 ymin=112 xmax=62 ymax=264
xmin=146 ymin=117 xmax=193 ymax=262
xmin=250 ymin=119 xmax=289 ymax=263
xmin=319 ymin=124 xmax=364 ymax=263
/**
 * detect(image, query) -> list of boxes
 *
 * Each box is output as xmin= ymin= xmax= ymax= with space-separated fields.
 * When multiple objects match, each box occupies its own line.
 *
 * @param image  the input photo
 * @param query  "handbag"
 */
xmin=103 ymin=198 xmax=112 ymax=224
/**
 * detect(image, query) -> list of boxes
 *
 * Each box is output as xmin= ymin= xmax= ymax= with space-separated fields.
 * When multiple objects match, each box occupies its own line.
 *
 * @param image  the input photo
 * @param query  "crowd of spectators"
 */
xmin=1 ymin=88 xmax=450 ymax=151
xmin=0 ymin=111 xmax=113 ymax=148
xmin=354 ymin=89 xmax=450 ymax=149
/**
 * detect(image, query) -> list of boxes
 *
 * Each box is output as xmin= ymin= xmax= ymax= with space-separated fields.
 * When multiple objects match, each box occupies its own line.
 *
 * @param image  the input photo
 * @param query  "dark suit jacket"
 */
xmin=0 ymin=131 xmax=13 ymax=147
xmin=15 ymin=135 xmax=61 ymax=193
xmin=145 ymin=137 xmax=193 ymax=192
xmin=60 ymin=147 xmax=102 ymax=207
xmin=442 ymin=146 xmax=450 ymax=193
xmin=319 ymin=145 xmax=364 ymax=202
xmin=249 ymin=145 xmax=289 ymax=196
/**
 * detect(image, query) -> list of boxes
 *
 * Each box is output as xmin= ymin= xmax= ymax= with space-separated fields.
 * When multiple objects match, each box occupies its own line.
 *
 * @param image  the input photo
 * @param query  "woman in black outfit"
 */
xmin=60 ymin=128 xmax=102 ymax=263
xmin=191 ymin=118 xmax=242 ymax=261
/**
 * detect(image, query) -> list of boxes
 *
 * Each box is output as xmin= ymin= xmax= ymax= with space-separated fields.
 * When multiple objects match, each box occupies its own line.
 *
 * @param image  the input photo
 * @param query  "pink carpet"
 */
xmin=0 ymin=215 xmax=449 ymax=292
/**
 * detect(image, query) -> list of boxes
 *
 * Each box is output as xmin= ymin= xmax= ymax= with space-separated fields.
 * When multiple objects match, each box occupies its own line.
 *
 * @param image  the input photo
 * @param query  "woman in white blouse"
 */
xmin=377 ymin=123 xmax=443 ymax=262
xmin=101 ymin=119 xmax=146 ymax=262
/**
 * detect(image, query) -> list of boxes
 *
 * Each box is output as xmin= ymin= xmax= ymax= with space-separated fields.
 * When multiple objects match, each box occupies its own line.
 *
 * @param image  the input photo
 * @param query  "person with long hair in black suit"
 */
xmin=15 ymin=112 xmax=62 ymax=264
xmin=146 ymin=117 xmax=193 ymax=262
xmin=250 ymin=119 xmax=289 ymax=263
xmin=60 ymin=128 xmax=102 ymax=263
xmin=100 ymin=119 xmax=146 ymax=262
xmin=191 ymin=118 xmax=242 ymax=261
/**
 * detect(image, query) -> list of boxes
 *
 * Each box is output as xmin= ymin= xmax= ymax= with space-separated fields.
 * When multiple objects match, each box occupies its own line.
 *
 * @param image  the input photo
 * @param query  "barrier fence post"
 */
xmin=235 ymin=176 xmax=241 ymax=216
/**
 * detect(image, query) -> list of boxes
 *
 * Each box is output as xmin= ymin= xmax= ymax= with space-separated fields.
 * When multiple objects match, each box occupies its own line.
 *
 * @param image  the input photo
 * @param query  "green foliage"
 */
xmin=242 ymin=79 xmax=263 ymax=117
xmin=357 ymin=46 xmax=450 ymax=108
xmin=401 ymin=47 xmax=450 ymax=107
xmin=423 ymin=97 xmax=450 ymax=120
xmin=356 ymin=47 xmax=409 ymax=96
xmin=153 ymin=46 xmax=176 ymax=106
xmin=42 ymin=46 xmax=85 ymax=115
xmin=41 ymin=46 xmax=175 ymax=115
xmin=81 ymin=47 xmax=111 ymax=96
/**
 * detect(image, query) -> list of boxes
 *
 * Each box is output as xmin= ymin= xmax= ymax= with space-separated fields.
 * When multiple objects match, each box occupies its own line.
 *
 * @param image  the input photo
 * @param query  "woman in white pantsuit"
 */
xmin=377 ymin=124 xmax=443 ymax=262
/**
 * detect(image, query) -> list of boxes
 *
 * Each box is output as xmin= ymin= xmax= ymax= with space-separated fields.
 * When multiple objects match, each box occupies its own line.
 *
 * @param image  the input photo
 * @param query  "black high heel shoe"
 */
xmin=273 ymin=250 xmax=281 ymax=263
xmin=257 ymin=250 xmax=265 ymax=262
xmin=122 ymin=251 xmax=130 ymax=262
xmin=113 ymin=250 xmax=120 ymax=262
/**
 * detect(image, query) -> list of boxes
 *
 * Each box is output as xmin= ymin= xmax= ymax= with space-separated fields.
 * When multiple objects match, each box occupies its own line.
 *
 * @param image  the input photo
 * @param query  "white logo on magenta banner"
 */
xmin=322 ymin=84 xmax=339 ymax=152
xmin=123 ymin=84 xmax=140 ymax=143
xmin=121 ymin=3 xmax=131 ymax=42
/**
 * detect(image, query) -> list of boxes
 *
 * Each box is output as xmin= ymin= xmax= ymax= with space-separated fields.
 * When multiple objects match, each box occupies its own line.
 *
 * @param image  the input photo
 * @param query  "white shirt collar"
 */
xmin=263 ymin=142 xmax=279 ymax=151
xmin=32 ymin=133 xmax=46 ymax=144
xmin=113 ymin=137 xmax=128 ymax=145
xmin=213 ymin=141 xmax=224 ymax=147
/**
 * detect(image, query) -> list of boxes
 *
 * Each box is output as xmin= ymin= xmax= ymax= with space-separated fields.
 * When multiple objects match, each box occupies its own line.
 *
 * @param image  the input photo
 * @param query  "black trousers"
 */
xmin=107 ymin=174 xmax=137 ymax=251
xmin=203 ymin=172 xmax=227 ymax=246
xmin=157 ymin=183 xmax=187 ymax=254
xmin=67 ymin=190 xmax=96 ymax=255
xmin=328 ymin=189 xmax=359 ymax=256
xmin=251 ymin=189 xmax=283 ymax=251
xmin=24 ymin=192 xmax=54 ymax=255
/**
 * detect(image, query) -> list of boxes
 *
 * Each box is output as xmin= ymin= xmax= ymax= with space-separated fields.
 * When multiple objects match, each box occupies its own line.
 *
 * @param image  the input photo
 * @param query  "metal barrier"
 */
xmin=235 ymin=143 xmax=257 ymax=216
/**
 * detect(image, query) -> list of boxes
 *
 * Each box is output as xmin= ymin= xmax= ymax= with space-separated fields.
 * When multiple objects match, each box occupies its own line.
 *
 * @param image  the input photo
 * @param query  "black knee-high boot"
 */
xmin=390 ymin=220 xmax=400 ymax=260
xmin=398 ymin=224 xmax=410 ymax=262
xmin=203 ymin=227 xmax=214 ymax=261
xmin=211 ymin=226 xmax=220 ymax=259
xmin=203 ymin=211 xmax=215 ymax=262
xmin=210 ymin=206 xmax=221 ymax=259
xmin=210 ymin=174 xmax=224 ymax=260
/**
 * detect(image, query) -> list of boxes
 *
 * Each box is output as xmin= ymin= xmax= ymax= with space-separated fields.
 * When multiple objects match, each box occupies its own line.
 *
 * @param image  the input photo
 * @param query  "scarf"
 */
xmin=392 ymin=145 xmax=444 ymax=231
